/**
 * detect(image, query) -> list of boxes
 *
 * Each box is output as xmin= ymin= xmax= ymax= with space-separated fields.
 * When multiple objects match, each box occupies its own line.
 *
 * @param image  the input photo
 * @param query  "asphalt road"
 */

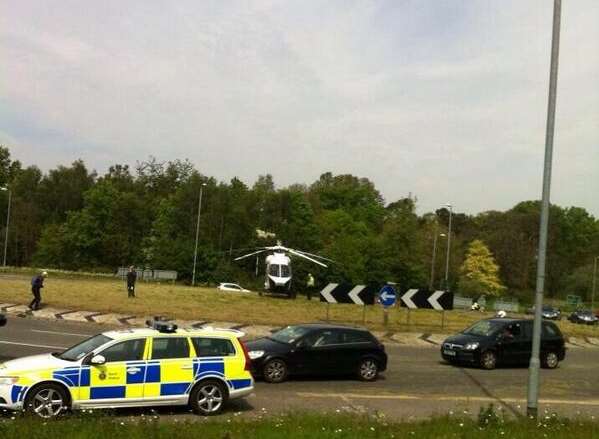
xmin=1 ymin=315 xmax=598 ymax=420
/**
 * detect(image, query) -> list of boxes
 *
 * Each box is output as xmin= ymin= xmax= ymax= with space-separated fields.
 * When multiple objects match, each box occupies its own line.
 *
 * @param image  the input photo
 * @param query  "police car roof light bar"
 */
xmin=146 ymin=317 xmax=178 ymax=333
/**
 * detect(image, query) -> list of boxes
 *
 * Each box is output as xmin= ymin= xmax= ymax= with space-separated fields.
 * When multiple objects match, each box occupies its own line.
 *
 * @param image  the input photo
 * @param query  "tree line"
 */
xmin=1 ymin=146 xmax=598 ymax=302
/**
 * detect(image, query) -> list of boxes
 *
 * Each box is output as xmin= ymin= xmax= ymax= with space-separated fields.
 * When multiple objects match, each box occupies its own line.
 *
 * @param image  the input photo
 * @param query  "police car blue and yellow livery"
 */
xmin=0 ymin=322 xmax=254 ymax=417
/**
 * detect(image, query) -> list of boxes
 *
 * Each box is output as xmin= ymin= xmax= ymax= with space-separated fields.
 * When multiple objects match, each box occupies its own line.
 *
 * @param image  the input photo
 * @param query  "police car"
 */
xmin=0 ymin=319 xmax=254 ymax=418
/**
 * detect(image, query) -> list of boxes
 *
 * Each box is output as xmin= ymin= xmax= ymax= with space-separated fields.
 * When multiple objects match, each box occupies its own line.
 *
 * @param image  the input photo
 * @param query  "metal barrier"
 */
xmin=453 ymin=295 xmax=473 ymax=309
xmin=117 ymin=267 xmax=178 ymax=282
xmin=493 ymin=299 xmax=520 ymax=313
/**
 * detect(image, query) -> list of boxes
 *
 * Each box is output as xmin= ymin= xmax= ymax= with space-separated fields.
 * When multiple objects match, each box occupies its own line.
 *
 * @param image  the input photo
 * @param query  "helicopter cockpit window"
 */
xmin=281 ymin=265 xmax=291 ymax=277
xmin=269 ymin=264 xmax=280 ymax=276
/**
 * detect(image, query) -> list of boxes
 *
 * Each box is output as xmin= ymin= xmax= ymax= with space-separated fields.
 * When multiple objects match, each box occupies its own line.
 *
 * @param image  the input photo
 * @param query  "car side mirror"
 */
xmin=90 ymin=354 xmax=106 ymax=365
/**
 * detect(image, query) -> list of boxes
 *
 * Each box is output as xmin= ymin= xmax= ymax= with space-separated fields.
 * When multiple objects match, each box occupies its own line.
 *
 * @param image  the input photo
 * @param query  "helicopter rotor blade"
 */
xmin=234 ymin=249 xmax=267 ymax=261
xmin=292 ymin=249 xmax=335 ymax=263
xmin=288 ymin=249 xmax=328 ymax=267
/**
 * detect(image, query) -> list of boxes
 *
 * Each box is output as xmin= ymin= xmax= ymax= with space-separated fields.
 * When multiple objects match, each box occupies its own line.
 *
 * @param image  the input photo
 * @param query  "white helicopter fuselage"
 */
xmin=265 ymin=252 xmax=292 ymax=290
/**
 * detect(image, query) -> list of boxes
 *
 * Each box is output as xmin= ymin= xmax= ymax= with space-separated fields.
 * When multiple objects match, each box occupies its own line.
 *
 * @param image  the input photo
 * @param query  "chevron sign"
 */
xmin=400 ymin=289 xmax=453 ymax=310
xmin=319 ymin=283 xmax=376 ymax=305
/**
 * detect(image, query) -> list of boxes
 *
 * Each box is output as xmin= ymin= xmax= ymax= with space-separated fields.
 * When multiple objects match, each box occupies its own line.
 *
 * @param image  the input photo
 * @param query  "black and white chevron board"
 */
xmin=399 ymin=289 xmax=453 ymax=310
xmin=319 ymin=283 xmax=376 ymax=305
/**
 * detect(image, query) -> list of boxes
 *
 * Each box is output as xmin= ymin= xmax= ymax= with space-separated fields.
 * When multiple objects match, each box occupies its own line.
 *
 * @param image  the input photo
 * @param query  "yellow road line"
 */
xmin=297 ymin=392 xmax=599 ymax=407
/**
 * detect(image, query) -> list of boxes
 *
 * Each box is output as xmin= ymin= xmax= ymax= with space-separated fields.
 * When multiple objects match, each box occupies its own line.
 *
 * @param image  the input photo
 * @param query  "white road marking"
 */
xmin=297 ymin=392 xmax=599 ymax=407
xmin=0 ymin=340 xmax=66 ymax=350
xmin=31 ymin=329 xmax=89 ymax=337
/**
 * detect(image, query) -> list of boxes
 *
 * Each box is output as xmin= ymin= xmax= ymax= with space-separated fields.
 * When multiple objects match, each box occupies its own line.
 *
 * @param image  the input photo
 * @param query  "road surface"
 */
xmin=1 ymin=315 xmax=598 ymax=419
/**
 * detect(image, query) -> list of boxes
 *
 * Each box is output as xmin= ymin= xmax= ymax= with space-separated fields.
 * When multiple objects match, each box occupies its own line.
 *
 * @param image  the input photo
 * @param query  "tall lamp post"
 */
xmin=444 ymin=203 xmax=453 ymax=292
xmin=592 ymin=256 xmax=599 ymax=311
xmin=527 ymin=0 xmax=561 ymax=419
xmin=0 ymin=187 xmax=11 ymax=267
xmin=192 ymin=183 xmax=207 ymax=286
xmin=429 ymin=228 xmax=446 ymax=291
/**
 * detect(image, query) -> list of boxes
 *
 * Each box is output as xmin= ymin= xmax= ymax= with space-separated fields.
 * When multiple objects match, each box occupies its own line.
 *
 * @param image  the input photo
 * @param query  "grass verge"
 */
xmin=0 ymin=411 xmax=598 ymax=439
xmin=1 ymin=273 xmax=598 ymax=337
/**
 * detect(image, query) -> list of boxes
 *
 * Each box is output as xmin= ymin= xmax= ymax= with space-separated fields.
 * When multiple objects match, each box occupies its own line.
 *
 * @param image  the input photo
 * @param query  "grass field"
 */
xmin=1 ymin=272 xmax=598 ymax=337
xmin=0 ymin=411 xmax=597 ymax=439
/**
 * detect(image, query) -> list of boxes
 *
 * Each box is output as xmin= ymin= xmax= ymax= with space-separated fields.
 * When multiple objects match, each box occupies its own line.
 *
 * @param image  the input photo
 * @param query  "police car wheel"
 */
xmin=263 ymin=358 xmax=288 ymax=383
xmin=25 ymin=383 xmax=68 ymax=419
xmin=190 ymin=380 xmax=227 ymax=415
xmin=357 ymin=358 xmax=378 ymax=381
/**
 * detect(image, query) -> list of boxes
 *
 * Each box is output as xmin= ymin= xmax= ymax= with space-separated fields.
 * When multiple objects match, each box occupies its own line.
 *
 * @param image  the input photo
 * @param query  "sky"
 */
xmin=1 ymin=0 xmax=598 ymax=216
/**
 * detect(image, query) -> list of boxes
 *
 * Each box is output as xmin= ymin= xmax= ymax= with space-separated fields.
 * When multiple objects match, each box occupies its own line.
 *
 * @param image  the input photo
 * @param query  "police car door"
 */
xmin=146 ymin=336 xmax=194 ymax=403
xmin=84 ymin=338 xmax=147 ymax=404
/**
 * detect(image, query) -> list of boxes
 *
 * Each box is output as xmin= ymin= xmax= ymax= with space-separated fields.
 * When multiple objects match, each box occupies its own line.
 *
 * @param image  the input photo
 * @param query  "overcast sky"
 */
xmin=1 ymin=1 xmax=598 ymax=215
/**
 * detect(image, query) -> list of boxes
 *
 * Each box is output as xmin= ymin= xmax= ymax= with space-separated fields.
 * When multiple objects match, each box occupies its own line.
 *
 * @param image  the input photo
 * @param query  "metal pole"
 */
xmin=191 ymin=184 xmax=205 ymax=286
xmin=527 ymin=0 xmax=561 ymax=419
xmin=444 ymin=205 xmax=453 ymax=291
xmin=3 ymin=190 xmax=11 ymax=267
xmin=592 ymin=256 xmax=598 ymax=311
xmin=430 ymin=228 xmax=439 ymax=290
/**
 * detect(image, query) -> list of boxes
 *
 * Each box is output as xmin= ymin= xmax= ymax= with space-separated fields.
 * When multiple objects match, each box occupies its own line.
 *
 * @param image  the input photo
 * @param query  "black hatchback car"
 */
xmin=0 ymin=313 xmax=6 ymax=327
xmin=245 ymin=324 xmax=387 ymax=383
xmin=441 ymin=318 xmax=566 ymax=370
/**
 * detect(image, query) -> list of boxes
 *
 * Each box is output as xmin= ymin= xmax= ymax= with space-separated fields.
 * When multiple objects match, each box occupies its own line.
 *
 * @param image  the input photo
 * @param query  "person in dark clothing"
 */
xmin=29 ymin=271 xmax=47 ymax=310
xmin=126 ymin=266 xmax=137 ymax=298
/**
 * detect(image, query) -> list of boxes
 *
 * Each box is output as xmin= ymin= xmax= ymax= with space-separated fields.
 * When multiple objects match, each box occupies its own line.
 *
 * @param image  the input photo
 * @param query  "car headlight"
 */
xmin=0 ymin=376 xmax=19 ymax=385
xmin=248 ymin=350 xmax=265 ymax=360
xmin=464 ymin=342 xmax=479 ymax=351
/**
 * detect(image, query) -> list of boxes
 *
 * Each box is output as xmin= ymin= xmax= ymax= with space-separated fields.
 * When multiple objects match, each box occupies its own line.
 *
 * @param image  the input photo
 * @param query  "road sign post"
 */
xmin=378 ymin=285 xmax=397 ymax=328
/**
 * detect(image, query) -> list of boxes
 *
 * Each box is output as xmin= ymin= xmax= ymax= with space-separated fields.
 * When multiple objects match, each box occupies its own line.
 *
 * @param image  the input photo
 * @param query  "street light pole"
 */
xmin=1 ymin=187 xmax=10 ymax=267
xmin=592 ymin=256 xmax=598 ymax=311
xmin=527 ymin=0 xmax=561 ymax=419
xmin=444 ymin=204 xmax=453 ymax=291
xmin=429 ymin=228 xmax=446 ymax=291
xmin=192 ymin=183 xmax=207 ymax=286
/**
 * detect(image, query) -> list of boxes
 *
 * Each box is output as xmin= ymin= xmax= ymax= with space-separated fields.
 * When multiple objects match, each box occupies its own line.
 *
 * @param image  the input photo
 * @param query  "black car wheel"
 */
xmin=480 ymin=351 xmax=497 ymax=370
xmin=541 ymin=351 xmax=559 ymax=369
xmin=263 ymin=358 xmax=288 ymax=383
xmin=25 ymin=383 xmax=69 ymax=419
xmin=357 ymin=358 xmax=379 ymax=381
xmin=190 ymin=380 xmax=227 ymax=415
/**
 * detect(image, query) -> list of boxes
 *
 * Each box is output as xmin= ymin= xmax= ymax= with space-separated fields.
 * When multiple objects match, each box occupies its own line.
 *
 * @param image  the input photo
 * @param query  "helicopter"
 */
xmin=233 ymin=241 xmax=331 ymax=298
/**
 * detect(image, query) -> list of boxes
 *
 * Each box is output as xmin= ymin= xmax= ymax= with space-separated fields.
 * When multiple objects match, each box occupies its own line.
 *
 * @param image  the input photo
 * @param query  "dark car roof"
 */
xmin=290 ymin=323 xmax=370 ymax=331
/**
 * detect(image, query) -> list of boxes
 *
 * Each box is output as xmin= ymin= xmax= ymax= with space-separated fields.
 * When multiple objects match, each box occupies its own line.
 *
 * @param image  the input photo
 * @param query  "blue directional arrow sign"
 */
xmin=378 ymin=285 xmax=397 ymax=308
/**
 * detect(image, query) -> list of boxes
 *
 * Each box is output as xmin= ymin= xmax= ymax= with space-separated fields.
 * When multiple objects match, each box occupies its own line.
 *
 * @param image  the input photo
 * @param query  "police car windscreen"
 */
xmin=55 ymin=334 xmax=113 ymax=361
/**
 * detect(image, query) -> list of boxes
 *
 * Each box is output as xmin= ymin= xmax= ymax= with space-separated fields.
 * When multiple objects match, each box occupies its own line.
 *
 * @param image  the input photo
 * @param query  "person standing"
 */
xmin=29 ymin=271 xmax=47 ymax=310
xmin=126 ymin=266 xmax=137 ymax=298
xmin=306 ymin=272 xmax=315 ymax=300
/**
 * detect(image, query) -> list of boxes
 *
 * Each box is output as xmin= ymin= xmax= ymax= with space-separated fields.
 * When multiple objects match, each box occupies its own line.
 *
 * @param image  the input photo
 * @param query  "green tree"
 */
xmin=37 ymin=160 xmax=96 ymax=224
xmin=459 ymin=239 xmax=506 ymax=297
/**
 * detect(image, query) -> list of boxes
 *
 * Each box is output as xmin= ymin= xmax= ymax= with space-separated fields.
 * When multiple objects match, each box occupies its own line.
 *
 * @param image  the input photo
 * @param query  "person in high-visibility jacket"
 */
xmin=306 ymin=273 xmax=315 ymax=300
